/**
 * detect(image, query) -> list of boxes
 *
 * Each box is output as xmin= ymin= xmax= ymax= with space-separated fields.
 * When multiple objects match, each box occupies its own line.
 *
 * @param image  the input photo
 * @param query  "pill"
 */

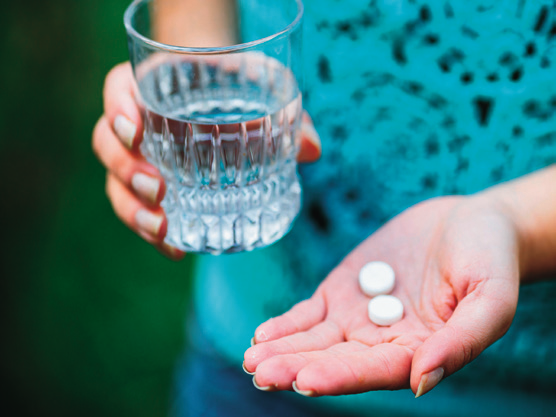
xmin=368 ymin=295 xmax=404 ymax=326
xmin=358 ymin=261 xmax=395 ymax=296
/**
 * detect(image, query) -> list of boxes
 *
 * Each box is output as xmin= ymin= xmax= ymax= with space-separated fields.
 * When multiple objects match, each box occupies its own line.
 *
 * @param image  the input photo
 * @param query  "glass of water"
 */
xmin=124 ymin=0 xmax=304 ymax=254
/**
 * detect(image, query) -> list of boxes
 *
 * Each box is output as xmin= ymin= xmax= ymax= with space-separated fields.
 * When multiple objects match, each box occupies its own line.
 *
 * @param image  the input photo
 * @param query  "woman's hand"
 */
xmin=92 ymin=62 xmax=322 ymax=259
xmin=244 ymin=193 xmax=524 ymax=397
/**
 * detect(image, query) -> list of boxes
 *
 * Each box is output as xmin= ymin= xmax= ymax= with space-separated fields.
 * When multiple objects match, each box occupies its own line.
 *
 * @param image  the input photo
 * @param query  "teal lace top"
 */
xmin=193 ymin=1 xmax=556 ymax=415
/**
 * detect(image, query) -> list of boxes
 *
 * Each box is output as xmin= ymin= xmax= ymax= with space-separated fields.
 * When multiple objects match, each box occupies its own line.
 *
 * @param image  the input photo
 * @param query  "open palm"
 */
xmin=244 ymin=196 xmax=520 ymax=397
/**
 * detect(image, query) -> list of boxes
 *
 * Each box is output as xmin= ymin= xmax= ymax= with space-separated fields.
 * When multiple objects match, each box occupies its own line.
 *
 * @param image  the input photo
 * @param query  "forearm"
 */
xmin=153 ymin=0 xmax=238 ymax=47
xmin=480 ymin=165 xmax=556 ymax=282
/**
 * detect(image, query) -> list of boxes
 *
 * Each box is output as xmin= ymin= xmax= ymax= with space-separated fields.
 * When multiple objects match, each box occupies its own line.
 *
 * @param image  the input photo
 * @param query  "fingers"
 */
xmin=253 ymin=341 xmax=367 ymax=391
xmin=93 ymin=116 xmax=165 ymax=205
xmin=97 ymin=62 xmax=184 ymax=260
xmin=298 ymin=343 xmax=413 ymax=396
xmin=254 ymin=343 xmax=413 ymax=396
xmin=410 ymin=278 xmax=518 ymax=397
xmin=105 ymin=173 xmax=184 ymax=261
xmin=297 ymin=112 xmax=321 ymax=163
xmin=103 ymin=62 xmax=144 ymax=150
xmin=253 ymin=294 xmax=326 ymax=344
xmin=245 ymin=319 xmax=342 ymax=373
xmin=106 ymin=173 xmax=168 ymax=244
xmin=103 ymin=61 xmax=320 ymax=164
xmin=106 ymin=173 xmax=184 ymax=260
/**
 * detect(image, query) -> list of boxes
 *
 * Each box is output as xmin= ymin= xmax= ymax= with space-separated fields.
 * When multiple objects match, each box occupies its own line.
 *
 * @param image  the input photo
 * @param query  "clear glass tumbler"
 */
xmin=124 ymin=0 xmax=304 ymax=255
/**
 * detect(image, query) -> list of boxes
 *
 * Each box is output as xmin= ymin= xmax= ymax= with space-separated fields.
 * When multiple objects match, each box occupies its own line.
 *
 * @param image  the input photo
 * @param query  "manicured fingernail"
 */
xmin=135 ymin=209 xmax=163 ymax=237
xmin=131 ymin=173 xmax=160 ymax=204
xmin=242 ymin=361 xmax=255 ymax=375
xmin=292 ymin=381 xmax=315 ymax=397
xmin=252 ymin=376 xmax=275 ymax=392
xmin=415 ymin=367 xmax=444 ymax=398
xmin=114 ymin=115 xmax=137 ymax=149
xmin=250 ymin=337 xmax=256 ymax=347
xmin=301 ymin=122 xmax=321 ymax=151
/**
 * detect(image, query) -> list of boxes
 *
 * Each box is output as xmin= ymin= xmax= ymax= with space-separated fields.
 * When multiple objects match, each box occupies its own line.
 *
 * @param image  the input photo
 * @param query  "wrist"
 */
xmin=474 ymin=166 xmax=556 ymax=282
xmin=473 ymin=184 xmax=531 ymax=280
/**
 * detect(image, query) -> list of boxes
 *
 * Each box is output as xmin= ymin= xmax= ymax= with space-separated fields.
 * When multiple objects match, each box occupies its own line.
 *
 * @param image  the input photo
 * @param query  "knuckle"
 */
xmin=114 ymin=61 xmax=131 ymax=74
xmin=106 ymin=179 xmax=128 ymax=225
xmin=105 ymin=174 xmax=115 ymax=204
xmin=103 ymin=68 xmax=117 ymax=98
xmin=105 ymin=180 xmax=119 ymax=217
xmin=103 ymin=62 xmax=131 ymax=99
xmin=105 ymin=144 xmax=134 ymax=179
xmin=93 ymin=117 xmax=134 ymax=179
xmin=109 ymin=145 xmax=127 ymax=170
xmin=111 ymin=154 xmax=135 ymax=184
xmin=92 ymin=116 xmax=107 ymax=158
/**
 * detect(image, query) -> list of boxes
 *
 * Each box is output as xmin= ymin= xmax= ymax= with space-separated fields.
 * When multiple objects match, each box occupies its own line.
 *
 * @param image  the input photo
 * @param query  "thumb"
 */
xmin=410 ymin=278 xmax=518 ymax=397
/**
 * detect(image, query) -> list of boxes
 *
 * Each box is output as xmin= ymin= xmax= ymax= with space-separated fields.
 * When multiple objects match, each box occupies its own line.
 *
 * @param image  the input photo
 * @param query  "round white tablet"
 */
xmin=368 ymin=295 xmax=404 ymax=326
xmin=358 ymin=261 xmax=395 ymax=296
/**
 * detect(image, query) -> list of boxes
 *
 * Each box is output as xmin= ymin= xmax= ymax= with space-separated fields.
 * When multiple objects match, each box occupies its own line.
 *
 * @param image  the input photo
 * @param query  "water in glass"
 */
xmin=138 ymin=57 xmax=302 ymax=254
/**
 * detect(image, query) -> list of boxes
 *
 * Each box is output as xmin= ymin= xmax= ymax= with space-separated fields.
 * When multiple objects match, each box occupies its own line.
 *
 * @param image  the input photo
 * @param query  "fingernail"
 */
xmin=415 ymin=367 xmax=444 ymax=398
xmin=135 ymin=209 xmax=164 ymax=237
xmin=131 ymin=173 xmax=160 ymax=204
xmin=242 ymin=361 xmax=255 ymax=375
xmin=252 ymin=376 xmax=275 ymax=392
xmin=301 ymin=122 xmax=321 ymax=151
xmin=114 ymin=115 xmax=137 ymax=149
xmin=250 ymin=337 xmax=256 ymax=347
xmin=292 ymin=381 xmax=315 ymax=397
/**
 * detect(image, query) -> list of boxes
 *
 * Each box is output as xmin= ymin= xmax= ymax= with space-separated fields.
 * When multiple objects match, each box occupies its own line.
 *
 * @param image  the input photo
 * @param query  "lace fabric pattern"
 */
xmin=193 ymin=3 xmax=556 ymax=412
xmin=278 ymin=0 xmax=556 ymax=398
xmin=286 ymin=0 xmax=556 ymax=292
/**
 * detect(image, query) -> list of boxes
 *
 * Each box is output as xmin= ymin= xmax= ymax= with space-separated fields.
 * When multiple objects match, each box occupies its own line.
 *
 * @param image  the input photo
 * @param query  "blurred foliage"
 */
xmin=0 ymin=1 xmax=193 ymax=416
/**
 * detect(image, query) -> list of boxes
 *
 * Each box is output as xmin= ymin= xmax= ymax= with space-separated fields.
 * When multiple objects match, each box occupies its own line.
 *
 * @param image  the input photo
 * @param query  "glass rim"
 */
xmin=124 ymin=0 xmax=304 ymax=55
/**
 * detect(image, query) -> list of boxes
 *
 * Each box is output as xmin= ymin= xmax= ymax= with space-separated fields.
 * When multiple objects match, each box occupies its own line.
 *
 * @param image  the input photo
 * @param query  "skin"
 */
xmin=244 ymin=168 xmax=556 ymax=396
xmin=94 ymin=63 xmax=556 ymax=398
xmin=244 ymin=195 xmax=519 ymax=395
xmin=94 ymin=0 xmax=556 ymax=400
xmin=93 ymin=0 xmax=321 ymax=259
xmin=151 ymin=0 xmax=239 ymax=47
xmin=92 ymin=63 xmax=321 ymax=259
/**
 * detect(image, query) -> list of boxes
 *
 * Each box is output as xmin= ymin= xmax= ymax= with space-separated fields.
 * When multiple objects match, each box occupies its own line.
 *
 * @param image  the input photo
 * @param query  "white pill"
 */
xmin=368 ymin=295 xmax=404 ymax=326
xmin=358 ymin=261 xmax=395 ymax=296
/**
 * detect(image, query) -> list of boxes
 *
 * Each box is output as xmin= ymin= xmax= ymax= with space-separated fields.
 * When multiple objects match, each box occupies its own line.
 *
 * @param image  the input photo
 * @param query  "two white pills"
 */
xmin=358 ymin=261 xmax=403 ymax=326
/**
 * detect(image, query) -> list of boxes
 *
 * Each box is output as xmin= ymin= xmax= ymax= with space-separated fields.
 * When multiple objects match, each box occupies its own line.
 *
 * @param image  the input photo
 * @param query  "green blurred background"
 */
xmin=0 ymin=1 xmax=193 ymax=416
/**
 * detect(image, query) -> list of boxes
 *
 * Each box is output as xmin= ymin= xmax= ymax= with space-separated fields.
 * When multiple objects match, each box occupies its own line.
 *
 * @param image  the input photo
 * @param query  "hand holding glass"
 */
xmin=124 ymin=0 xmax=304 ymax=254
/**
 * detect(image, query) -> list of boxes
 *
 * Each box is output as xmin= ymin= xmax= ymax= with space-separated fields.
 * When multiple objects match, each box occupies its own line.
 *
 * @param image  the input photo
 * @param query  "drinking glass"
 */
xmin=124 ymin=0 xmax=304 ymax=254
